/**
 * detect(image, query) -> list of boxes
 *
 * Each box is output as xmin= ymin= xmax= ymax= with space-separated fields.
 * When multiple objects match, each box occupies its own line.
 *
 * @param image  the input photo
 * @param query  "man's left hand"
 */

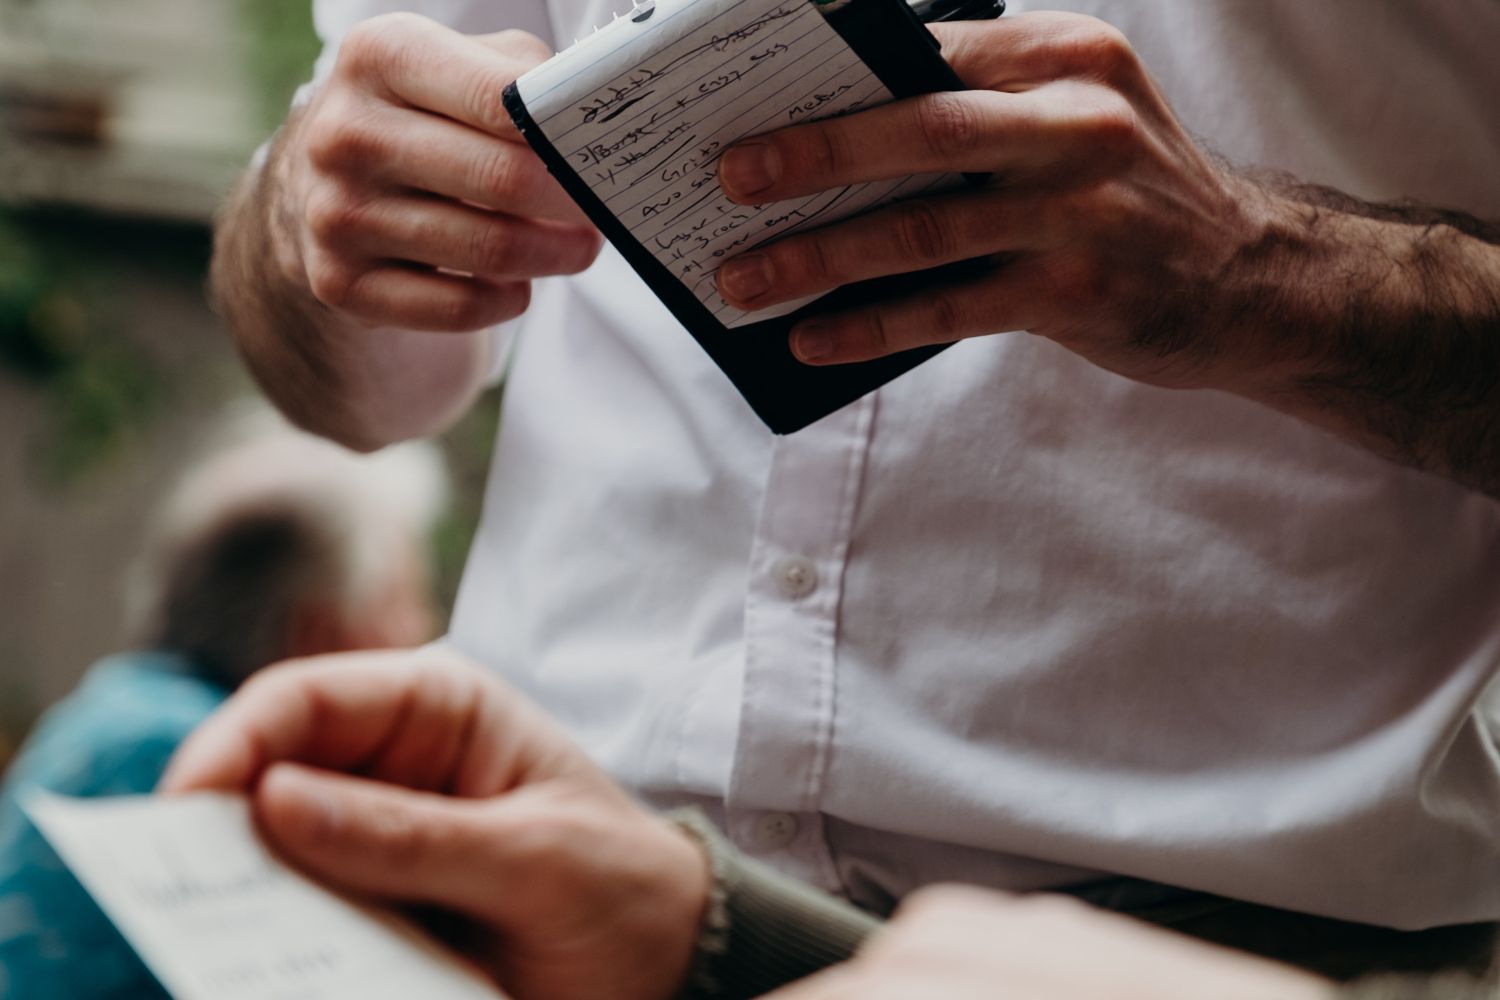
xmin=714 ymin=13 xmax=1276 ymax=388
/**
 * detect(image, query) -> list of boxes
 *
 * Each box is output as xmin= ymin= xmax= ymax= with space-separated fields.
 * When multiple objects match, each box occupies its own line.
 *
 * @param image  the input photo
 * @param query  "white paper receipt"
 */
xmin=24 ymin=791 xmax=504 ymax=1000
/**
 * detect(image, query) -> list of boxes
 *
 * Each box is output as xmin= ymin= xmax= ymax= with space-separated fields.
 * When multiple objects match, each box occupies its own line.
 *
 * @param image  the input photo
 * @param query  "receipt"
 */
xmin=24 ymin=791 xmax=504 ymax=1000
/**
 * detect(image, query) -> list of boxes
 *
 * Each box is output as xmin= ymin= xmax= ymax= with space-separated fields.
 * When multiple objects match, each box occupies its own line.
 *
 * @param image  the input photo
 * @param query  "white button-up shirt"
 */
xmin=307 ymin=0 xmax=1500 ymax=927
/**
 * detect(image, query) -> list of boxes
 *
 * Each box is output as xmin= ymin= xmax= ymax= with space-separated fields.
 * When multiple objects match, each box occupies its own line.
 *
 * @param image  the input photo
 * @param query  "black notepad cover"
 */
xmin=505 ymin=0 xmax=981 ymax=434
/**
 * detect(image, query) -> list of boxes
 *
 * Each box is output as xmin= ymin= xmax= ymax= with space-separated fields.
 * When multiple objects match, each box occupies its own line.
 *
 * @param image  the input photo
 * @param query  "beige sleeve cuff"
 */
xmin=667 ymin=809 xmax=882 ymax=1000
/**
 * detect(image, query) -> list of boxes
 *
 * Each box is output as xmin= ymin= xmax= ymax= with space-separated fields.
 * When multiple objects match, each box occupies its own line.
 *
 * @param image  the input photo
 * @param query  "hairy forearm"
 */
xmin=1229 ymin=178 xmax=1500 ymax=497
xmin=210 ymin=125 xmax=492 ymax=452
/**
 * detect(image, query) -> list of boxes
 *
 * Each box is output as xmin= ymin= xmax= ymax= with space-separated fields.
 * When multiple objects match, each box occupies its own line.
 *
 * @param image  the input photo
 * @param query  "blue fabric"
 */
xmin=0 ymin=653 xmax=228 ymax=999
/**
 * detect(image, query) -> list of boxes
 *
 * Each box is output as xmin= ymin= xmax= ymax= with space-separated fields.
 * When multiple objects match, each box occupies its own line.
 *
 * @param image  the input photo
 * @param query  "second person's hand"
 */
xmin=160 ymin=648 xmax=708 ymax=1000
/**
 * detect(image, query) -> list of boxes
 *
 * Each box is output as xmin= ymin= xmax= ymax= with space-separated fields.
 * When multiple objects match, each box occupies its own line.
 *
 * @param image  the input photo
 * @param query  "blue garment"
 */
xmin=0 ymin=652 xmax=228 ymax=999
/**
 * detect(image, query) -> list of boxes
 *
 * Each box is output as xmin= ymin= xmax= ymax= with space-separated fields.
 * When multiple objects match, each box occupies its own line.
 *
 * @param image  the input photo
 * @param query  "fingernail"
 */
xmin=793 ymin=323 xmax=833 ymax=362
xmin=718 ymin=254 xmax=773 ymax=303
xmin=719 ymin=141 xmax=780 ymax=199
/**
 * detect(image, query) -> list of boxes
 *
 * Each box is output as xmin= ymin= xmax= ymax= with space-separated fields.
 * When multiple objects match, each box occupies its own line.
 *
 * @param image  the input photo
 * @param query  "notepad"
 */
xmin=516 ymin=0 xmax=952 ymax=327
xmin=506 ymin=0 xmax=992 ymax=433
xmin=25 ymin=792 xmax=503 ymax=1000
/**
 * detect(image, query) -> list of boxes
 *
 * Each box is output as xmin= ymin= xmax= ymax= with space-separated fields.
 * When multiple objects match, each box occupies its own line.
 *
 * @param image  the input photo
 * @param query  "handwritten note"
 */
xmin=515 ymin=0 xmax=955 ymax=327
xmin=25 ymin=792 xmax=504 ymax=1000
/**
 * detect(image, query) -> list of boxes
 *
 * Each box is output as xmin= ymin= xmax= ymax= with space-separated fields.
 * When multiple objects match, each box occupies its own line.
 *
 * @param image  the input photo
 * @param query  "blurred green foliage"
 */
xmin=239 ymin=0 xmax=322 ymax=133
xmin=0 ymin=212 xmax=165 ymax=486
xmin=0 ymin=0 xmax=493 ymax=614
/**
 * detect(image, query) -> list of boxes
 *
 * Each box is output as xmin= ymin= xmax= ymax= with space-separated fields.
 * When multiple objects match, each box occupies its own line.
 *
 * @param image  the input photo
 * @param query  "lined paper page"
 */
xmin=26 ymin=792 xmax=503 ymax=1000
xmin=516 ymin=0 xmax=955 ymax=327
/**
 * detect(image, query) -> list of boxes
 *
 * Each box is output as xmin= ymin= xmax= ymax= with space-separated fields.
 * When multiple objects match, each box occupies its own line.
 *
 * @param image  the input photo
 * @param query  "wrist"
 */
xmin=1206 ymin=179 xmax=1390 ymax=401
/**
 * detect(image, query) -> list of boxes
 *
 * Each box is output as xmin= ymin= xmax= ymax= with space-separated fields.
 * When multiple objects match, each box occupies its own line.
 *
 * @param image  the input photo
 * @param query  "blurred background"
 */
xmin=0 ymin=0 xmax=499 ymax=772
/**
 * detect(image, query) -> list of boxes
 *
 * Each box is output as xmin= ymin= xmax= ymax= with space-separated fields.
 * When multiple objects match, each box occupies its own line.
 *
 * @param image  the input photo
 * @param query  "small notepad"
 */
xmin=515 ymin=0 xmax=951 ymax=327
xmin=506 ymin=0 xmax=992 ymax=434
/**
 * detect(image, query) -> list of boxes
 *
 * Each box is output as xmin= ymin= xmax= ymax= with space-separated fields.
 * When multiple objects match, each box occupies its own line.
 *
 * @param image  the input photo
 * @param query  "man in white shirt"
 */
xmin=209 ymin=0 xmax=1500 ymax=966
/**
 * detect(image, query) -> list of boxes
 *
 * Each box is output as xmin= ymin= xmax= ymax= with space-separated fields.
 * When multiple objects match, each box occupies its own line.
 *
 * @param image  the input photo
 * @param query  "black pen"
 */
xmin=908 ymin=0 xmax=1005 ymax=24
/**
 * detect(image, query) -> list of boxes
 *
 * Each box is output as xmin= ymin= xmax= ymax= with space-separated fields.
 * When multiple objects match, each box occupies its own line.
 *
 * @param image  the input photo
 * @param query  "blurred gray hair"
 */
xmin=124 ymin=404 xmax=448 ymax=686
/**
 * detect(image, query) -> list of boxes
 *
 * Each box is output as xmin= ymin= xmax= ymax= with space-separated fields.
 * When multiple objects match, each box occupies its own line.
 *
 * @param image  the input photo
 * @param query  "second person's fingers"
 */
xmin=160 ymin=652 xmax=495 ymax=794
xmin=256 ymin=763 xmax=510 ymax=920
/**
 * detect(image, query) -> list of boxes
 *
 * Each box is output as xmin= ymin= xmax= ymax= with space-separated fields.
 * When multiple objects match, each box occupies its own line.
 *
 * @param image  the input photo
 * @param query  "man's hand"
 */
xmin=215 ymin=15 xmax=602 ymax=450
xmin=715 ymin=14 xmax=1500 ymax=495
xmin=276 ymin=16 xmax=600 ymax=333
xmin=762 ymin=886 xmax=1335 ymax=1000
xmin=159 ymin=648 xmax=708 ymax=1000
xmin=714 ymin=14 xmax=1263 ymax=383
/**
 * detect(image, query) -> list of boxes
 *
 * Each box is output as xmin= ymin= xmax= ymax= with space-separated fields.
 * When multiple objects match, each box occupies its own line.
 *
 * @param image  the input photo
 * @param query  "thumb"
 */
xmin=256 ymin=762 xmax=506 ymax=920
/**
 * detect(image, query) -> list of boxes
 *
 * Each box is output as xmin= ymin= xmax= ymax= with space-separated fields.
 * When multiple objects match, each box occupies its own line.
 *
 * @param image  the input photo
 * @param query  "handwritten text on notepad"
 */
xmin=515 ymin=0 xmax=953 ymax=327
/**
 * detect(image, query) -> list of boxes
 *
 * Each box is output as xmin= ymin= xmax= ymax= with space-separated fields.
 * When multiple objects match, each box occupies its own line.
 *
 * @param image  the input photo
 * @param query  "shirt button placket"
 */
xmin=727 ymin=395 xmax=878 ymax=893
xmin=752 ymin=812 xmax=801 ymax=851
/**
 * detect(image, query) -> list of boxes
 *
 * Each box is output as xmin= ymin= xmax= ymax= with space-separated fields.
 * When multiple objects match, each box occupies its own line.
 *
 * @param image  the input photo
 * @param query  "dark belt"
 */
xmin=1064 ymin=877 xmax=1497 ymax=983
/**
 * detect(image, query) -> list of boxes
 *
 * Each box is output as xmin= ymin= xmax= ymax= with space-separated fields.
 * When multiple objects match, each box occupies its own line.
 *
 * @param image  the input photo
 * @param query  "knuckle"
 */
xmin=338 ymin=14 xmax=415 ymax=74
xmin=893 ymin=201 xmax=954 ymax=265
xmin=305 ymin=252 xmax=362 ymax=310
xmin=494 ymin=807 xmax=582 ymax=875
xmin=863 ymin=309 xmax=895 ymax=357
xmin=494 ymin=28 xmax=552 ymax=66
xmin=470 ymin=147 xmax=524 ymax=201
xmin=571 ymin=230 xmax=605 ymax=271
xmin=783 ymin=234 xmax=838 ymax=287
xmin=1046 ymin=240 xmax=1107 ymax=304
xmin=1070 ymin=21 xmax=1139 ymax=82
xmin=917 ymin=92 xmax=980 ymax=158
xmin=335 ymin=23 xmax=383 ymax=75
xmin=438 ymin=287 xmax=496 ymax=331
xmin=1084 ymin=93 xmax=1141 ymax=157
xmin=237 ymin=661 xmax=299 ymax=703
xmin=926 ymin=289 xmax=965 ymax=338
xmin=303 ymin=188 xmax=369 ymax=246
xmin=461 ymin=67 xmax=514 ymax=133
xmin=798 ymin=123 xmax=849 ymax=183
xmin=304 ymin=111 xmax=386 ymax=175
xmin=500 ymin=280 xmax=533 ymax=319
xmin=362 ymin=799 xmax=437 ymax=868
xmin=302 ymin=126 xmax=342 ymax=174
xmin=470 ymin=220 xmax=518 ymax=275
xmin=409 ymin=650 xmax=465 ymax=690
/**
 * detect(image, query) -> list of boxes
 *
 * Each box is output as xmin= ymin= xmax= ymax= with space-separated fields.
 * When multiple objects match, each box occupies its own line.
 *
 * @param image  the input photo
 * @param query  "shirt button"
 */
xmin=773 ymin=556 xmax=818 ymax=599
xmin=752 ymin=812 xmax=800 ymax=850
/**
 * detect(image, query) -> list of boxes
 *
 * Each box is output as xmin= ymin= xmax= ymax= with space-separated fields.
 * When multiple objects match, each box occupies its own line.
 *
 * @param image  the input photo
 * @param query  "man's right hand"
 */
xmin=276 ymin=15 xmax=601 ymax=332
